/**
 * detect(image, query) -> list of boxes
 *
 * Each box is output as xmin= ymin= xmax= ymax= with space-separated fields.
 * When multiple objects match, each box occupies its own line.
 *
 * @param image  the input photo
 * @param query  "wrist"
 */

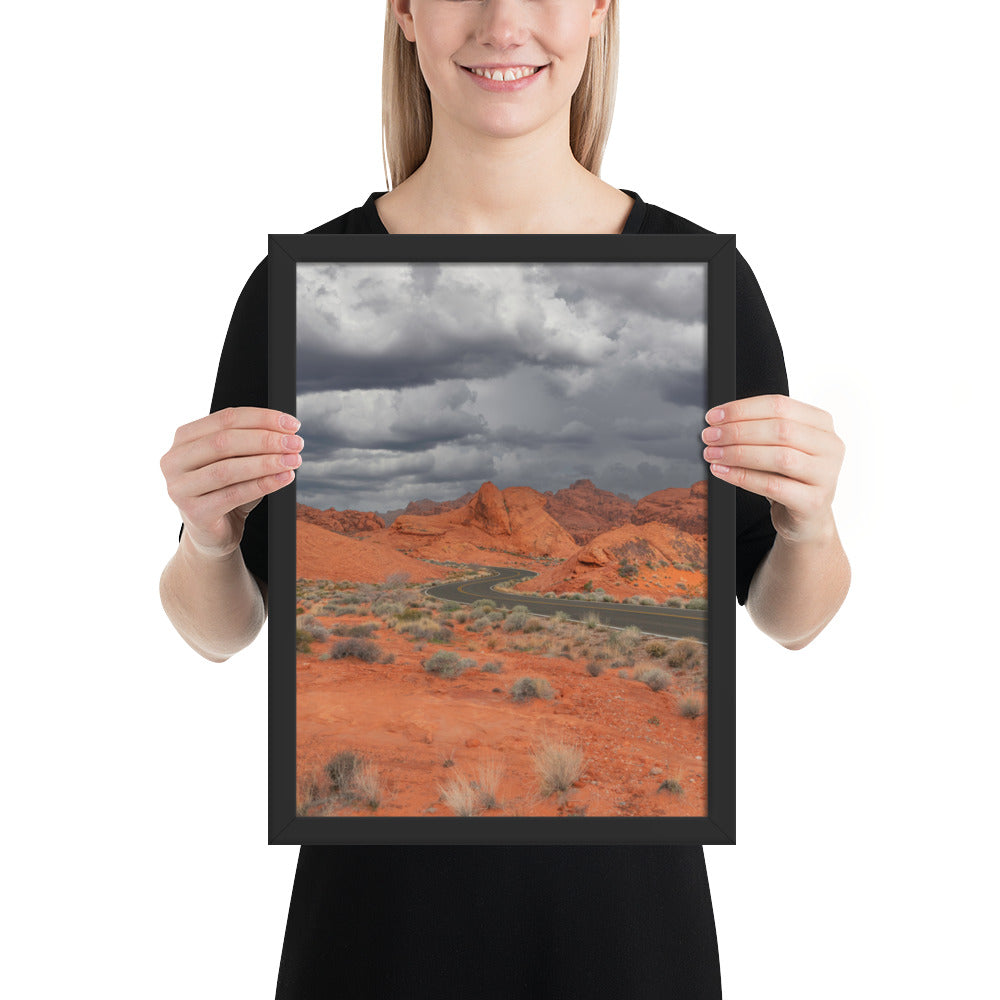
xmin=774 ymin=509 xmax=839 ymax=549
xmin=179 ymin=524 xmax=244 ymax=567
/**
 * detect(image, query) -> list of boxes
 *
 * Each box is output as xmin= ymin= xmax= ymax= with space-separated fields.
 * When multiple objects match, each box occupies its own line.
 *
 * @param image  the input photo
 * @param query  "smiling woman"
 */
xmin=158 ymin=0 xmax=849 ymax=997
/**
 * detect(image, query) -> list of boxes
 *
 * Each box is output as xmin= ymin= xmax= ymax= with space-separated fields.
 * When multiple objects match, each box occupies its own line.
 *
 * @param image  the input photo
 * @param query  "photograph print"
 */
xmin=269 ymin=234 xmax=735 ymax=845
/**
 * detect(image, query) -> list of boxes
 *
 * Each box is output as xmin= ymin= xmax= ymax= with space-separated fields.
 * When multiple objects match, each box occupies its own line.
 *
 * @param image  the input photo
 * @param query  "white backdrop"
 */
xmin=4 ymin=2 xmax=997 ymax=997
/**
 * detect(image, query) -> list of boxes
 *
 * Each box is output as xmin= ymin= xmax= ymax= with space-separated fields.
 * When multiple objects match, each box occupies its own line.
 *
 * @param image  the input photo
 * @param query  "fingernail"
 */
xmin=280 ymin=414 xmax=301 ymax=431
xmin=711 ymin=463 xmax=730 ymax=475
xmin=706 ymin=408 xmax=724 ymax=423
xmin=704 ymin=447 xmax=724 ymax=461
xmin=703 ymin=427 xmax=722 ymax=442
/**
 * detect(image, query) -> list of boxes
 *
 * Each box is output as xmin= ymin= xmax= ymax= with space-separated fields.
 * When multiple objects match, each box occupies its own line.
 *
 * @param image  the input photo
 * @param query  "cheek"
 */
xmin=543 ymin=8 xmax=598 ymax=63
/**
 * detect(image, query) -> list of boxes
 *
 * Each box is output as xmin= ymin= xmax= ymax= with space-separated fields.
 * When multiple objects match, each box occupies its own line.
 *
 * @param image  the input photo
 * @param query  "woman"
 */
xmin=160 ymin=2 xmax=850 ymax=996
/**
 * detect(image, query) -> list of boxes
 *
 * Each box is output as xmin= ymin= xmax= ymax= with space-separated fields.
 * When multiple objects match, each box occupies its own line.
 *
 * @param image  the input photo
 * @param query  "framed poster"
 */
xmin=268 ymin=233 xmax=736 ymax=845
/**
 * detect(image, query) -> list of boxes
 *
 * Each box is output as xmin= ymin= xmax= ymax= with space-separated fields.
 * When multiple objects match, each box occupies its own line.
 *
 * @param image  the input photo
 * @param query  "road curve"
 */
xmin=422 ymin=564 xmax=706 ymax=642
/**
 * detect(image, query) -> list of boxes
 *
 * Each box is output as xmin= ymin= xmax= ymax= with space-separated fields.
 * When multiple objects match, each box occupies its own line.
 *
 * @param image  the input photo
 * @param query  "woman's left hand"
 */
xmin=702 ymin=394 xmax=845 ymax=546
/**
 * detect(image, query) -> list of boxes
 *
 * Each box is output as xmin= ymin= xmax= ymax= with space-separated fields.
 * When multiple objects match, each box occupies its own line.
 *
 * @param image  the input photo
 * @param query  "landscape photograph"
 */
xmin=293 ymin=257 xmax=710 ymax=820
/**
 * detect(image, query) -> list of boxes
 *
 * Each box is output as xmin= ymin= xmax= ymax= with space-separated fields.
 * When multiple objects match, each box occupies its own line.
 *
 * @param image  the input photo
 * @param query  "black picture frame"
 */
xmin=268 ymin=234 xmax=736 ymax=845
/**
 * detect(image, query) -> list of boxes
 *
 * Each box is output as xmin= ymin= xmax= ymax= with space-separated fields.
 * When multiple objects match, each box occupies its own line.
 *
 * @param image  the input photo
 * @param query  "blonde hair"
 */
xmin=381 ymin=1 xmax=619 ymax=190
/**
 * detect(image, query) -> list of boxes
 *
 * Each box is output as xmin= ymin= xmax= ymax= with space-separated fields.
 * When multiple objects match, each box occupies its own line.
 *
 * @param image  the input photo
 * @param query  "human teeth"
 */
xmin=470 ymin=66 xmax=540 ymax=81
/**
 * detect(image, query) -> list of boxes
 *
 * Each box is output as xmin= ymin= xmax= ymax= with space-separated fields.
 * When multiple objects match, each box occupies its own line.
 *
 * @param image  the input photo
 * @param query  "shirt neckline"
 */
xmin=362 ymin=188 xmax=647 ymax=235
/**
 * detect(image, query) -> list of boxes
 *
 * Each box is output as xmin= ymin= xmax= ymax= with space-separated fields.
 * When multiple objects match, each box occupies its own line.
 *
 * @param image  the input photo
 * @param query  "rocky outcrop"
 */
xmin=297 ymin=503 xmax=385 ymax=535
xmin=633 ymin=480 xmax=708 ymax=537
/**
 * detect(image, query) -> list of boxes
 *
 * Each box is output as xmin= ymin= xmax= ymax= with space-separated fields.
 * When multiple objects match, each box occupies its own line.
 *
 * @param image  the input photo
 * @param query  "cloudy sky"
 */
xmin=295 ymin=260 xmax=707 ymax=514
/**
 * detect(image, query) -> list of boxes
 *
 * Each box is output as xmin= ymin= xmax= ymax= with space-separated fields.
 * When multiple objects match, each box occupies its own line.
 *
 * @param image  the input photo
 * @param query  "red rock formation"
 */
xmin=633 ymin=480 xmax=708 ymax=537
xmin=297 ymin=502 xmax=385 ymax=536
xmin=385 ymin=481 xmax=579 ymax=562
xmin=519 ymin=520 xmax=707 ymax=601
xmin=402 ymin=491 xmax=477 ymax=517
xmin=543 ymin=478 xmax=635 ymax=545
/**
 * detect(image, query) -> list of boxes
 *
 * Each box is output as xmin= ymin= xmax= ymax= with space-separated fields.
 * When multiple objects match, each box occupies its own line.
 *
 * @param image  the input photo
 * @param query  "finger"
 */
xmin=171 ymin=449 xmax=303 ymax=507
xmin=171 ymin=427 xmax=303 ymax=479
xmin=185 ymin=468 xmax=298 ymax=527
xmin=701 ymin=418 xmax=836 ymax=458
xmin=171 ymin=406 xmax=300 ymax=449
xmin=702 ymin=443 xmax=825 ymax=486
xmin=708 ymin=462 xmax=813 ymax=509
xmin=705 ymin=395 xmax=834 ymax=433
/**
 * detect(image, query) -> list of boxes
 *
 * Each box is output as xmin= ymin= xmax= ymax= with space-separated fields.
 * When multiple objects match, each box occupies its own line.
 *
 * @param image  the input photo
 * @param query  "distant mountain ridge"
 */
xmin=296 ymin=479 xmax=707 ymax=601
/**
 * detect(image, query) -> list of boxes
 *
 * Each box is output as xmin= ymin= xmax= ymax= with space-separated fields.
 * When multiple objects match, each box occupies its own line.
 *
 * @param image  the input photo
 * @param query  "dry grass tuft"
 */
xmin=531 ymin=736 xmax=585 ymax=800
xmin=678 ymin=692 xmax=705 ymax=718
xmin=437 ymin=769 xmax=482 ymax=816
xmin=473 ymin=752 xmax=505 ymax=810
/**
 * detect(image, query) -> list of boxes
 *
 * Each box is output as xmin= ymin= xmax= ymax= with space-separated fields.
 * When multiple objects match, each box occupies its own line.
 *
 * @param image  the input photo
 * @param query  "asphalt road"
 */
xmin=422 ymin=564 xmax=706 ymax=642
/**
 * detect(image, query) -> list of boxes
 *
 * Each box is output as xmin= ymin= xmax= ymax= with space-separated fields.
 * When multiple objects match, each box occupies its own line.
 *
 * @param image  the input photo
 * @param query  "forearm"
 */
xmin=159 ymin=529 xmax=267 ymax=662
xmin=745 ymin=515 xmax=851 ymax=650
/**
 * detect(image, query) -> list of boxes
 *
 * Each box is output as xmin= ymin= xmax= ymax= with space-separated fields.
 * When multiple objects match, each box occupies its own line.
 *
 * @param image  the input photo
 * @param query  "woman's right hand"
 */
xmin=160 ymin=406 xmax=303 ymax=560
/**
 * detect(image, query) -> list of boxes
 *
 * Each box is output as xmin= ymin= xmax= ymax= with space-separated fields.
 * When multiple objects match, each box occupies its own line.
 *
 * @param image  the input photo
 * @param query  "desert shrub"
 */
xmin=352 ymin=762 xmax=382 ymax=810
xmin=397 ymin=622 xmax=436 ymax=641
xmin=327 ymin=637 xmax=386 ymax=663
xmin=296 ymin=621 xmax=330 ymax=642
xmin=510 ymin=677 xmax=555 ymax=702
xmin=296 ymin=770 xmax=322 ymax=815
xmin=610 ymin=625 xmax=643 ymax=652
xmin=532 ymin=739 xmax=584 ymax=796
xmin=658 ymin=777 xmax=684 ymax=794
xmin=645 ymin=641 xmax=668 ymax=659
xmin=634 ymin=667 xmax=670 ymax=692
xmin=423 ymin=650 xmax=475 ymax=678
xmin=330 ymin=623 xmax=378 ymax=639
xmin=325 ymin=751 xmax=363 ymax=793
xmin=667 ymin=637 xmax=705 ymax=671
xmin=666 ymin=597 xmax=683 ymax=608
xmin=583 ymin=612 xmax=603 ymax=629
xmin=617 ymin=560 xmax=638 ymax=579
xmin=501 ymin=611 xmax=529 ymax=632
xmin=686 ymin=597 xmax=708 ymax=610
xmin=371 ymin=599 xmax=404 ymax=617
xmin=437 ymin=769 xmax=481 ymax=816
xmin=481 ymin=661 xmax=503 ymax=673
xmin=585 ymin=660 xmax=604 ymax=677
xmin=678 ymin=695 xmax=704 ymax=718
xmin=428 ymin=626 xmax=455 ymax=644
xmin=473 ymin=753 xmax=504 ymax=811
xmin=397 ymin=607 xmax=426 ymax=622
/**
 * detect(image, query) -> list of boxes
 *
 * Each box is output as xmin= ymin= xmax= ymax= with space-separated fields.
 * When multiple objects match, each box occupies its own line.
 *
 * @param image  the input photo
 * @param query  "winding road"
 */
xmin=422 ymin=564 xmax=706 ymax=642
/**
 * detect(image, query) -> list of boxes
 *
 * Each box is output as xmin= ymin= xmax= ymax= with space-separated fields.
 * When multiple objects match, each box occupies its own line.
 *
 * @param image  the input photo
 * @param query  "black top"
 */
xmin=182 ymin=190 xmax=789 ymax=1000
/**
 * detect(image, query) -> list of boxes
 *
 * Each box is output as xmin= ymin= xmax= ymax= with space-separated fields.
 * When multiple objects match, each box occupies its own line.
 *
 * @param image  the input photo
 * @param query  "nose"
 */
xmin=475 ymin=0 xmax=532 ymax=51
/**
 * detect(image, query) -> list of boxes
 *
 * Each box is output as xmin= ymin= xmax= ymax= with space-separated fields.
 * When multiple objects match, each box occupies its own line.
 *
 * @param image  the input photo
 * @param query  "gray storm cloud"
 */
xmin=295 ymin=260 xmax=707 ymax=512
